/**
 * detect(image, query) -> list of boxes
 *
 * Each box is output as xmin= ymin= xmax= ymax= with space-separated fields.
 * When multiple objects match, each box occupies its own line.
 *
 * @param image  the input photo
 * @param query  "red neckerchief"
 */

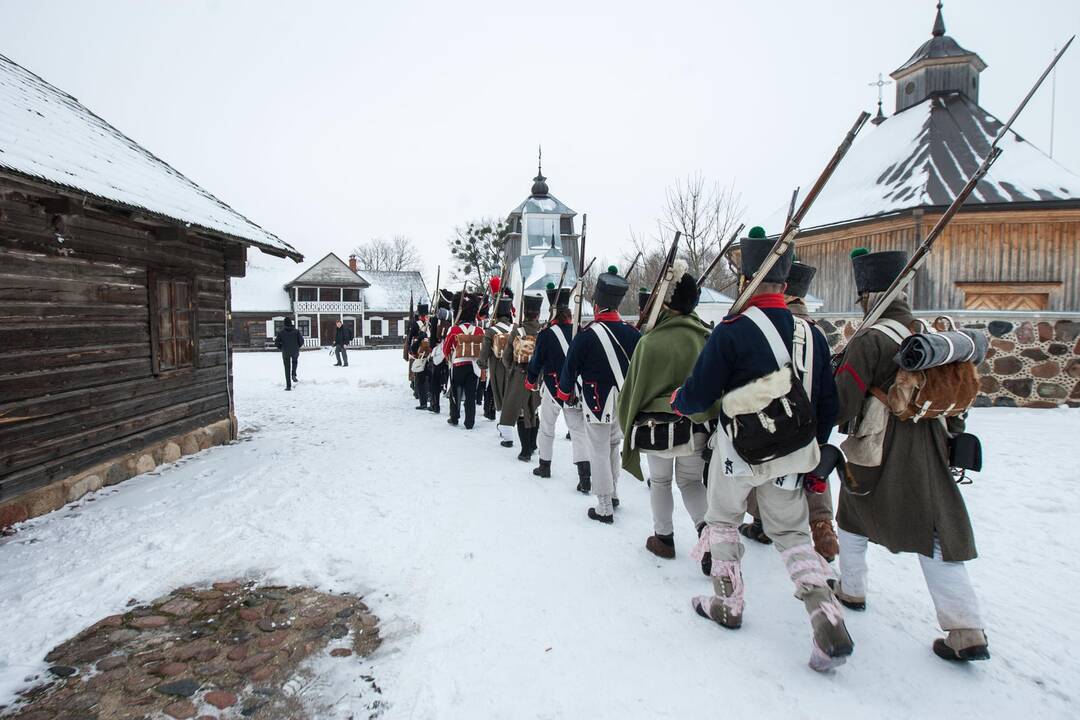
xmin=744 ymin=293 xmax=788 ymax=310
xmin=594 ymin=311 xmax=622 ymax=322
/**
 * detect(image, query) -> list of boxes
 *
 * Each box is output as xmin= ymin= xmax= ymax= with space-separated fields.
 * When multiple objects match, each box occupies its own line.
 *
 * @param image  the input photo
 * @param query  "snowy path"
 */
xmin=1 ymin=349 xmax=1078 ymax=718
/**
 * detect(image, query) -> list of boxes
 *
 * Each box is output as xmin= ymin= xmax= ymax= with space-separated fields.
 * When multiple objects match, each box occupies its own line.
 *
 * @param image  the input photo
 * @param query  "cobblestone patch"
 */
xmin=0 ymin=582 xmax=383 ymax=719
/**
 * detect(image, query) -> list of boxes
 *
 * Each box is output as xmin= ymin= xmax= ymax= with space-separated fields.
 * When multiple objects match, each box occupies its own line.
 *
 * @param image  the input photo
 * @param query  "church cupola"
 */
xmin=890 ymin=2 xmax=987 ymax=113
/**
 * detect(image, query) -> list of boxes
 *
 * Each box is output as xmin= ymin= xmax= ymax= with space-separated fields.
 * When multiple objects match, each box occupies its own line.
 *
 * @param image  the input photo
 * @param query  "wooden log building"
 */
xmin=0 ymin=53 xmax=302 ymax=528
xmin=775 ymin=4 xmax=1080 ymax=314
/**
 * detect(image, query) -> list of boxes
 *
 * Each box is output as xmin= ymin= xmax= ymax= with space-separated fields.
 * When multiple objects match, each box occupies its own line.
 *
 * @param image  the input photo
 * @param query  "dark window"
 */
xmin=370 ymin=318 xmax=383 ymax=336
xmin=343 ymin=318 xmax=356 ymax=338
xmin=343 ymin=288 xmax=360 ymax=302
xmin=320 ymin=288 xmax=341 ymax=301
xmin=149 ymin=271 xmax=197 ymax=374
xmin=297 ymin=287 xmax=317 ymax=302
xmin=905 ymin=81 xmax=915 ymax=95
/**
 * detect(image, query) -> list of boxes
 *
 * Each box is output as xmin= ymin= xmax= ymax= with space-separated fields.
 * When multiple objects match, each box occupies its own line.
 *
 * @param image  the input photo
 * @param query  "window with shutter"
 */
xmin=149 ymin=271 xmax=198 ymax=374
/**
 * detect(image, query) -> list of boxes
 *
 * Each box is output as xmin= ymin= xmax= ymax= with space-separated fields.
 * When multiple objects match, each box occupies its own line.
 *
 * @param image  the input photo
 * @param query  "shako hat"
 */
xmin=437 ymin=288 xmax=454 ymax=310
xmin=851 ymin=248 xmax=907 ymax=294
xmin=457 ymin=292 xmax=483 ymax=323
xmin=546 ymin=283 xmax=572 ymax=308
xmin=739 ymin=226 xmax=792 ymax=284
xmin=416 ymin=301 xmax=430 ymax=316
xmin=522 ymin=294 xmax=544 ymax=316
xmin=637 ymin=287 xmax=651 ymax=312
xmin=495 ymin=292 xmax=514 ymax=318
xmin=593 ymin=265 xmax=629 ymax=310
xmin=785 ymin=261 xmax=817 ymax=300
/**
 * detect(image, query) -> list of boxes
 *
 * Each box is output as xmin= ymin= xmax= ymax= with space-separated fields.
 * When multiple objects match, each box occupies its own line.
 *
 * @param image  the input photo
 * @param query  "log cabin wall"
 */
xmin=794 ymin=209 xmax=1080 ymax=313
xmin=0 ymin=185 xmax=238 ymax=504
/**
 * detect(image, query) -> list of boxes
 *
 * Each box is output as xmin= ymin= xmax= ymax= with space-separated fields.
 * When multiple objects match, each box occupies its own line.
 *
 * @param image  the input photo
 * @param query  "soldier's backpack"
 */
xmin=512 ymin=327 xmax=537 ymax=364
xmin=491 ymin=322 xmax=511 ymax=357
xmin=869 ymin=318 xmax=979 ymax=422
xmin=453 ymin=325 xmax=483 ymax=360
xmin=718 ymin=307 xmax=820 ymax=480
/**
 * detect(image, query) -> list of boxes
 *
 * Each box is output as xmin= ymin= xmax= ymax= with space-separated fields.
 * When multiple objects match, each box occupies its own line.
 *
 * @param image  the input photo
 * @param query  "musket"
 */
xmin=846 ymin=37 xmax=1074 ymax=349
xmin=637 ymin=231 xmax=681 ymax=332
xmin=729 ymin=111 xmax=871 ymax=316
xmin=547 ymin=260 xmax=569 ymax=325
xmin=571 ymin=257 xmax=597 ymax=337
xmin=623 ymin=251 xmax=643 ymax=280
xmin=696 ymin=223 xmax=745 ymax=288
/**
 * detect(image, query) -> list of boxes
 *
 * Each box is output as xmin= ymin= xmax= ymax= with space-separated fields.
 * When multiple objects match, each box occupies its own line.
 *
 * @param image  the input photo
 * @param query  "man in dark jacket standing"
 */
xmin=833 ymin=248 xmax=987 ymax=663
xmin=333 ymin=319 xmax=353 ymax=367
xmin=557 ymin=267 xmax=640 ymax=524
xmin=671 ymin=227 xmax=850 ymax=673
xmin=275 ymin=317 xmax=304 ymax=391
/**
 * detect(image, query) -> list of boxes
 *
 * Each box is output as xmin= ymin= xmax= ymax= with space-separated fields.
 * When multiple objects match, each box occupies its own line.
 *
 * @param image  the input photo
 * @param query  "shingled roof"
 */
xmin=791 ymin=93 xmax=1080 ymax=233
xmin=0 ymin=53 xmax=300 ymax=260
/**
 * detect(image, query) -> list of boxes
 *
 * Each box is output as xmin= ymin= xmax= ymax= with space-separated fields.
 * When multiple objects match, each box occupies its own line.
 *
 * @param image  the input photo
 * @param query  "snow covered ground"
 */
xmin=1 ymin=349 xmax=1078 ymax=719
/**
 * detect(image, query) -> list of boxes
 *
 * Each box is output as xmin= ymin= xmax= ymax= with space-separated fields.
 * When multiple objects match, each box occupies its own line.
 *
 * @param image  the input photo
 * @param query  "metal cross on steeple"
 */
xmin=537 ymin=145 xmax=543 ymax=177
xmin=868 ymin=73 xmax=892 ymax=125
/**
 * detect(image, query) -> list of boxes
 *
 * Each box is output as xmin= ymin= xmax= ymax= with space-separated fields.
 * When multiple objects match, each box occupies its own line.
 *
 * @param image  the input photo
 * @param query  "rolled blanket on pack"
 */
xmin=895 ymin=330 xmax=987 ymax=371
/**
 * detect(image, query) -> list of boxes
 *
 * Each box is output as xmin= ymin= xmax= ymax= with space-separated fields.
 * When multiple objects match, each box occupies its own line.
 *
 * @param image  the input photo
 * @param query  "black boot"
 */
xmin=575 ymin=461 xmax=591 ymax=494
xmin=697 ymin=522 xmax=712 ymax=577
xmin=516 ymin=421 xmax=533 ymax=462
xmin=533 ymin=459 xmax=551 ymax=478
xmin=739 ymin=517 xmax=772 ymax=545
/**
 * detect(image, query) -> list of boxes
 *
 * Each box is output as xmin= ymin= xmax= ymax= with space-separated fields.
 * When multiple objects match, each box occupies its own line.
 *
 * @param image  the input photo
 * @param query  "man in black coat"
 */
xmin=274 ymin=317 xmax=304 ymax=390
xmin=333 ymin=320 xmax=353 ymax=367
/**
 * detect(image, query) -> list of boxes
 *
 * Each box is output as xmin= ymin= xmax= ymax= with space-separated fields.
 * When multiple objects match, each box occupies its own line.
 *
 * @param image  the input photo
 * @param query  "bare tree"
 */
xmin=351 ymin=235 xmax=421 ymax=271
xmin=447 ymin=217 xmax=508 ymax=289
xmin=661 ymin=172 xmax=744 ymax=288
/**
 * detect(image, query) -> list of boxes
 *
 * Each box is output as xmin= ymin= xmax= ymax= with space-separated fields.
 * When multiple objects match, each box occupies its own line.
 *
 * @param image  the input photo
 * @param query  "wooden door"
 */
xmin=320 ymin=317 xmax=338 ymax=345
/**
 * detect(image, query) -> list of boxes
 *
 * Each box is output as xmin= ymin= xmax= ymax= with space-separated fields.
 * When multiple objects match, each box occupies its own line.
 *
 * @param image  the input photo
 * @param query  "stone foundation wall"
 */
xmin=0 ymin=417 xmax=236 ymax=532
xmin=816 ymin=313 xmax=1080 ymax=409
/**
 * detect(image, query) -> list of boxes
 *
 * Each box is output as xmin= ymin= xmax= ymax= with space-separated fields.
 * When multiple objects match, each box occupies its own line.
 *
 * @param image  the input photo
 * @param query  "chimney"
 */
xmin=349 ymin=254 xmax=358 ymax=273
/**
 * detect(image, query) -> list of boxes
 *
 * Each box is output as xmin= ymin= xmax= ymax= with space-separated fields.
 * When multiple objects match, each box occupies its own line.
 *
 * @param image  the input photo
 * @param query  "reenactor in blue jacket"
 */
xmin=671 ymin=227 xmax=851 ymax=673
xmin=557 ymin=267 xmax=640 ymax=524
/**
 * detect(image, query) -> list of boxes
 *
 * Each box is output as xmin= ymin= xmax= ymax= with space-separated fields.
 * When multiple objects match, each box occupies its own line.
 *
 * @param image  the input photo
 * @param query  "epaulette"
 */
xmin=720 ymin=314 xmax=745 ymax=325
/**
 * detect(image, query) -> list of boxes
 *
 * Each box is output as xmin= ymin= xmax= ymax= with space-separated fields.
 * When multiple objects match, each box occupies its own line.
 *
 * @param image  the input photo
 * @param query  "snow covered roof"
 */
xmin=509 ymin=193 xmax=576 ymax=217
xmin=0 ymin=53 xmax=299 ymax=260
xmin=359 ymin=270 xmax=429 ymax=312
xmin=230 ymin=256 xmax=296 ymax=313
xmin=778 ymin=94 xmax=1080 ymax=234
xmin=288 ymin=253 xmax=368 ymax=287
xmin=698 ymin=287 xmax=735 ymax=304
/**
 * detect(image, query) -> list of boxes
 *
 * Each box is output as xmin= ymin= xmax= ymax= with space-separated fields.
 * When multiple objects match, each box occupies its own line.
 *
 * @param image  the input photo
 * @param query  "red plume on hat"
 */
xmin=489 ymin=276 xmax=501 ymax=295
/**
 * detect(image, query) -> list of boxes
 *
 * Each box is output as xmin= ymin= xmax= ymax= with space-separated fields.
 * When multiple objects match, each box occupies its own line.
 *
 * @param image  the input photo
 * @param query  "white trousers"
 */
xmin=838 ymin=528 xmax=984 ymax=630
xmin=645 ymin=453 xmax=707 ymax=536
xmin=538 ymin=392 xmax=588 ymax=463
xmin=583 ymin=421 xmax=622 ymax=499
xmin=705 ymin=469 xmax=810 ymax=559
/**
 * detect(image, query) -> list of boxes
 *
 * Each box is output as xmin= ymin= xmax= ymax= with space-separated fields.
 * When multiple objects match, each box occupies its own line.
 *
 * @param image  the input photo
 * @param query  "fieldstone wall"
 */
xmin=0 ymin=416 xmax=237 ymax=533
xmin=816 ymin=314 xmax=1080 ymax=409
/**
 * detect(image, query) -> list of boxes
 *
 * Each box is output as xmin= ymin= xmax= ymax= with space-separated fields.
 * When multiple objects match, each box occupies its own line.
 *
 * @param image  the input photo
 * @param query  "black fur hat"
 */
xmin=593 ymin=266 xmax=629 ymax=310
xmin=851 ymin=248 xmax=907 ymax=294
xmin=739 ymin=226 xmax=792 ymax=284
xmin=785 ymin=262 xmax=817 ymax=299
xmin=417 ymin=302 xmax=430 ymax=316
xmin=667 ymin=272 xmax=700 ymax=314
xmin=283 ymin=316 xmax=294 ymax=327
xmin=522 ymin=294 xmax=544 ymax=316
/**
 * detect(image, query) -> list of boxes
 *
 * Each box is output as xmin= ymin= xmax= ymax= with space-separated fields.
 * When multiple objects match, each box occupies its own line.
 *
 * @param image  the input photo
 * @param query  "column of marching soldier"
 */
xmin=403 ymin=226 xmax=990 ymax=674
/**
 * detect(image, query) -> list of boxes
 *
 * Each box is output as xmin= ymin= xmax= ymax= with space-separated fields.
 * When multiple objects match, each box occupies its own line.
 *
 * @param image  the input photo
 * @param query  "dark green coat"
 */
xmin=835 ymin=300 xmax=976 ymax=561
xmin=479 ymin=317 xmax=512 ymax=412
xmin=499 ymin=318 xmax=542 ymax=427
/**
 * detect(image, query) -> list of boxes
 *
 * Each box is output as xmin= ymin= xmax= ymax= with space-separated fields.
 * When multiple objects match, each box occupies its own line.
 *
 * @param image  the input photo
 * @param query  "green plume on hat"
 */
xmin=608 ymin=265 xmax=618 ymax=274
xmin=546 ymin=282 xmax=555 ymax=290
xmin=850 ymin=247 xmax=870 ymax=258
xmin=639 ymin=287 xmax=648 ymax=293
xmin=748 ymin=226 xmax=766 ymax=239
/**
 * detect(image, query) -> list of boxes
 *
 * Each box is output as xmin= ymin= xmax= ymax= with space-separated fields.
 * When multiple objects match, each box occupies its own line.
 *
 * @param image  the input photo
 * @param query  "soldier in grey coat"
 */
xmin=480 ymin=292 xmax=514 ymax=441
xmin=833 ymin=248 xmax=987 ymax=663
xmin=501 ymin=294 xmax=544 ymax=462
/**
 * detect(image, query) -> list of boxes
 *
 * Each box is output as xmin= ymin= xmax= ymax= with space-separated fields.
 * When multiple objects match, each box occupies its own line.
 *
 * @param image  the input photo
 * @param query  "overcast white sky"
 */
xmin=2 ymin=0 xmax=1077 ymax=282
